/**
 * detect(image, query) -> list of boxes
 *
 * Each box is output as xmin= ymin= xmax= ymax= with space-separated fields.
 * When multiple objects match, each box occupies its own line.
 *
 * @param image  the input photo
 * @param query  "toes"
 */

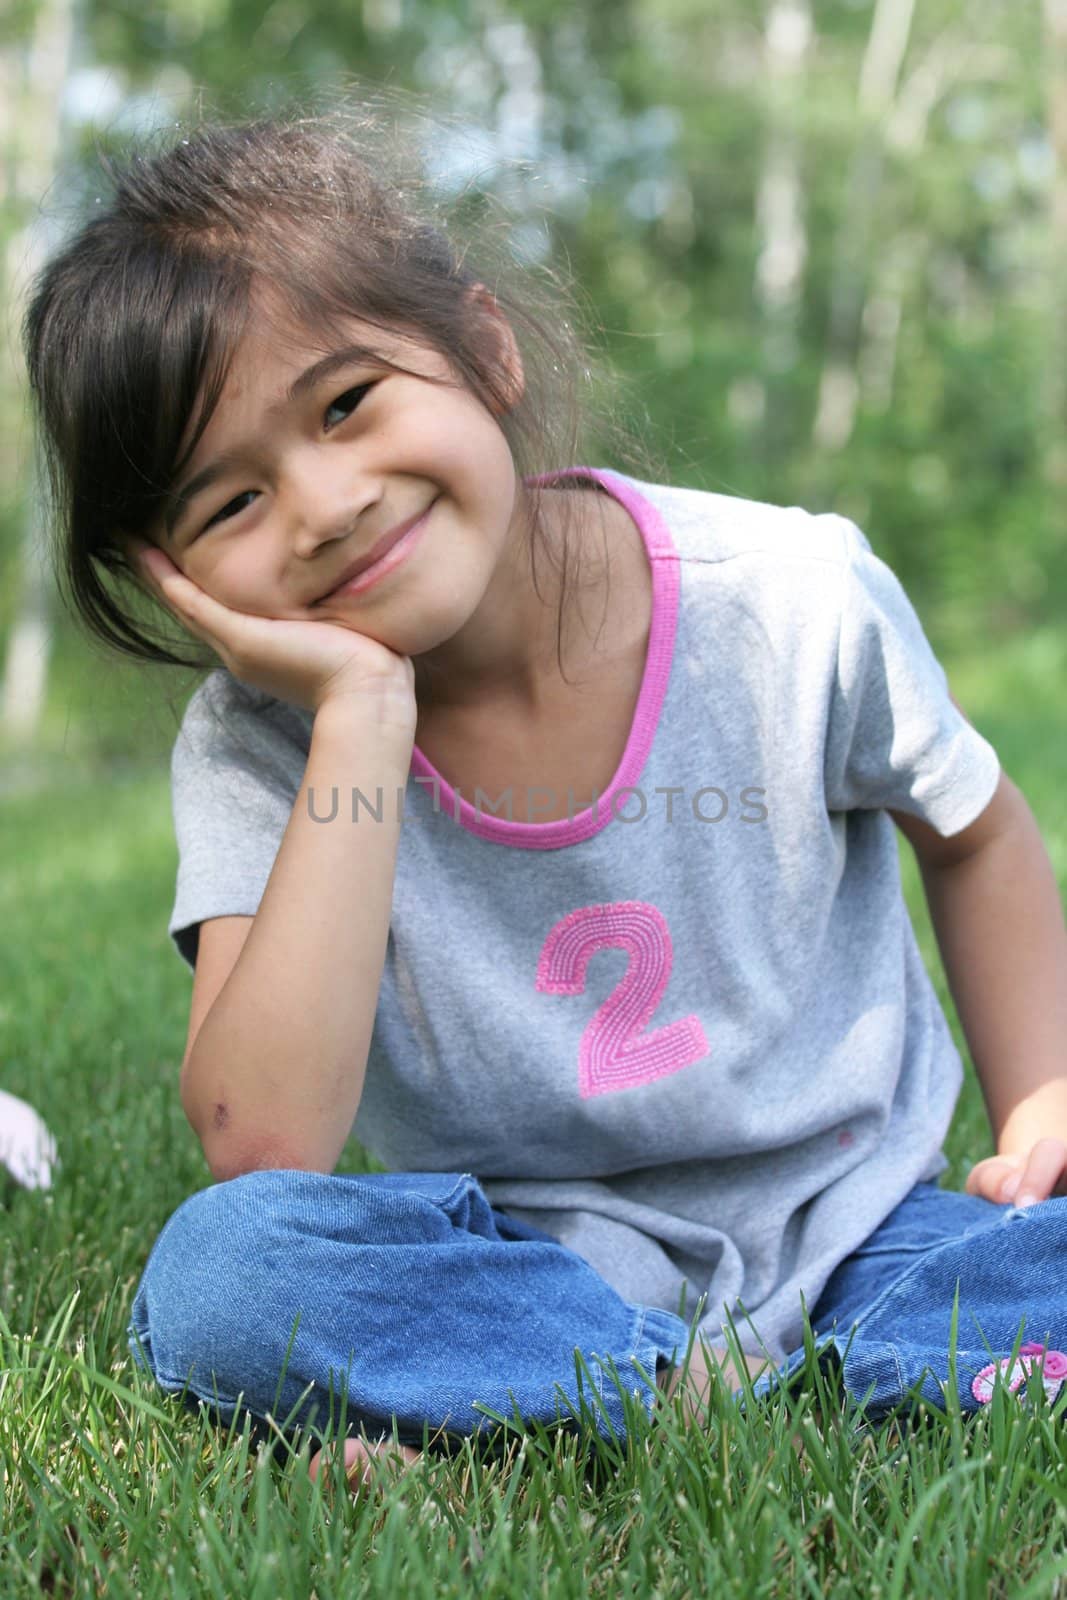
xmin=308 ymin=1435 xmax=421 ymax=1493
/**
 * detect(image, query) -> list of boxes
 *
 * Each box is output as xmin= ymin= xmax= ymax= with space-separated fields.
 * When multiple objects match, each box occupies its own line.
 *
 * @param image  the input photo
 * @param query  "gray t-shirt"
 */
xmin=168 ymin=469 xmax=1001 ymax=1362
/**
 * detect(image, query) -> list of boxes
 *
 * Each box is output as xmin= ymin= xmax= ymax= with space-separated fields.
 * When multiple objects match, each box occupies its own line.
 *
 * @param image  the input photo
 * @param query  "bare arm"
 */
xmin=916 ymin=790 xmax=1067 ymax=1154
xmin=181 ymin=696 xmax=415 ymax=1182
xmin=892 ymin=767 xmax=1067 ymax=1205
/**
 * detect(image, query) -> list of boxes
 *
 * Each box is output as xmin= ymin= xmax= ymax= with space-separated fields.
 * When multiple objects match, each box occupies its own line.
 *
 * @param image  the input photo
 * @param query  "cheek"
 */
xmin=431 ymin=405 xmax=516 ymax=496
xmin=459 ymin=431 xmax=519 ymax=532
xmin=188 ymin=544 xmax=278 ymax=613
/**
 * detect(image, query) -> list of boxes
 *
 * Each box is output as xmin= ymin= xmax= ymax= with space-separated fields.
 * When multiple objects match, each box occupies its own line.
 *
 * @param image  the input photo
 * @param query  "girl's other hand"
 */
xmin=964 ymin=1136 xmax=1067 ymax=1209
xmin=130 ymin=541 xmax=417 ymax=727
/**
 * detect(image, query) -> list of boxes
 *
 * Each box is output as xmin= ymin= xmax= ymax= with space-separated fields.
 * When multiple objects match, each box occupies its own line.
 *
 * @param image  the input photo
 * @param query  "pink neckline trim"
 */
xmin=407 ymin=467 xmax=680 ymax=850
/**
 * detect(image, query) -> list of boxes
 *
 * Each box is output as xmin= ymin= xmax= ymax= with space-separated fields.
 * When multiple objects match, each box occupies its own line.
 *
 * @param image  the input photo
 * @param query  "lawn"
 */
xmin=2 ymin=625 xmax=1067 ymax=1597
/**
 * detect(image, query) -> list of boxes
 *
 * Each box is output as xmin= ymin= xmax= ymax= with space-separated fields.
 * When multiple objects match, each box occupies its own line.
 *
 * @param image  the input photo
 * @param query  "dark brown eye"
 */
xmin=203 ymin=491 xmax=257 ymax=532
xmin=324 ymin=384 xmax=373 ymax=429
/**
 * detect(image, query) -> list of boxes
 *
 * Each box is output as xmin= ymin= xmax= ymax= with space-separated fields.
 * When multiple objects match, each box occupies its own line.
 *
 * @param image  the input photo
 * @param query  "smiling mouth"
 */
xmin=313 ymin=503 xmax=435 ymax=605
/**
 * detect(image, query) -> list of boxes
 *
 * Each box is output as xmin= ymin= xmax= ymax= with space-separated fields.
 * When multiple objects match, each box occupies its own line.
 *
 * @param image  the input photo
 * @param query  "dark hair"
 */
xmin=23 ymin=94 xmax=666 ymax=691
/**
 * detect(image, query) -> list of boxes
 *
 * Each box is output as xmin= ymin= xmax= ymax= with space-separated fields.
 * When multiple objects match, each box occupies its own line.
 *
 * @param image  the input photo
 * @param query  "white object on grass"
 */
xmin=0 ymin=1089 xmax=58 ymax=1190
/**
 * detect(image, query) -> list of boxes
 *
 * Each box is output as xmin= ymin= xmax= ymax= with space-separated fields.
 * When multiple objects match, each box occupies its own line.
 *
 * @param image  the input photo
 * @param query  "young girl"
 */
xmin=23 ymin=110 xmax=1067 ymax=1495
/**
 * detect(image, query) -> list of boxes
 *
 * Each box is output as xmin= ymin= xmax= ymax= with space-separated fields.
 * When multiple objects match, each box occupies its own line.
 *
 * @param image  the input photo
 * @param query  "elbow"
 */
xmin=179 ymin=1064 xmax=281 ymax=1182
xmin=180 ymin=1058 xmax=346 ymax=1182
xmin=191 ymin=1104 xmax=338 ymax=1184
xmin=200 ymin=1135 xmax=334 ymax=1186
xmin=181 ymin=1084 xmax=240 ymax=1181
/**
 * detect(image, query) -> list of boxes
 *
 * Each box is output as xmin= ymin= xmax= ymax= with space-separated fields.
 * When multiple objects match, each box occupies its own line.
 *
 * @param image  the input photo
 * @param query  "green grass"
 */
xmin=3 ymin=626 xmax=1067 ymax=1597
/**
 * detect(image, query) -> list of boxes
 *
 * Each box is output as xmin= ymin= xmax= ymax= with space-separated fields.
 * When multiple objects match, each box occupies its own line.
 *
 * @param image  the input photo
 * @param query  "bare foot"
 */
xmin=656 ymin=1339 xmax=770 ymax=1425
xmin=308 ymin=1435 xmax=422 ymax=1496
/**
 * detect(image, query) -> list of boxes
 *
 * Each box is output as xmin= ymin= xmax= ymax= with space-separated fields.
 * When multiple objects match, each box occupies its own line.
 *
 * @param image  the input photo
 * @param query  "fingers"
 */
xmin=1006 ymin=1138 xmax=1067 ymax=1208
xmin=130 ymin=540 xmax=176 ymax=585
xmin=133 ymin=543 xmax=200 ymax=612
xmin=965 ymin=1155 xmax=1021 ymax=1204
xmin=965 ymin=1140 xmax=1067 ymax=1207
xmin=131 ymin=541 xmax=228 ymax=655
xmin=131 ymin=542 xmax=187 ymax=614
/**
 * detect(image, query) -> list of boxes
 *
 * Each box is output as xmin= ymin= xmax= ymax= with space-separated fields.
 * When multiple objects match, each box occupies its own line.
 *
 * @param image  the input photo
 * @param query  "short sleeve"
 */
xmin=167 ymin=670 xmax=313 ymax=971
xmin=823 ymin=518 xmax=1000 ymax=835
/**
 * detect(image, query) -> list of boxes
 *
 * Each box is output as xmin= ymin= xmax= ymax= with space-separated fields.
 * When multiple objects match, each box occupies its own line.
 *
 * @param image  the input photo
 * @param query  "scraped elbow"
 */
xmin=190 ymin=1104 xmax=324 ymax=1184
xmin=181 ymin=1060 xmax=346 ymax=1182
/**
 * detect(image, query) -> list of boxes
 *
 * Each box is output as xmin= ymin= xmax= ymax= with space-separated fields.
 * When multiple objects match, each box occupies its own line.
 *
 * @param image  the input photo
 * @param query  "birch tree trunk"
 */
xmin=1043 ymin=0 xmax=1067 ymax=493
xmin=812 ymin=0 xmax=916 ymax=452
xmin=751 ymin=0 xmax=811 ymax=453
xmin=755 ymin=0 xmax=811 ymax=363
xmin=836 ymin=29 xmax=1009 ymax=427
xmin=856 ymin=29 xmax=958 ymax=420
xmin=1 ymin=0 xmax=77 ymax=742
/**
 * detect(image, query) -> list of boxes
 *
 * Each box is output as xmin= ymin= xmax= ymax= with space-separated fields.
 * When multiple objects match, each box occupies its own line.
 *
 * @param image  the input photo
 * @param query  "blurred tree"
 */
xmin=1043 ymin=0 xmax=1067 ymax=498
xmin=812 ymin=0 xmax=917 ymax=454
xmin=754 ymin=0 xmax=812 ymax=463
xmin=1 ymin=0 xmax=78 ymax=741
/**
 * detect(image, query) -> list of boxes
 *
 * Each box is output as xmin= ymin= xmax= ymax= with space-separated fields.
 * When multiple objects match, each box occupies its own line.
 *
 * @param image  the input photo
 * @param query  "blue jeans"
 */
xmin=752 ymin=1179 xmax=1067 ymax=1417
xmin=126 ymin=1169 xmax=687 ymax=1448
xmin=127 ymin=1171 xmax=1067 ymax=1449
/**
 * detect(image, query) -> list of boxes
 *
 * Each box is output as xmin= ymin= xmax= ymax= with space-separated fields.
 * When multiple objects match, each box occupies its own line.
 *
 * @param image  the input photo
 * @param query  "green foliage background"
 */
xmin=0 ymin=0 xmax=1063 ymax=769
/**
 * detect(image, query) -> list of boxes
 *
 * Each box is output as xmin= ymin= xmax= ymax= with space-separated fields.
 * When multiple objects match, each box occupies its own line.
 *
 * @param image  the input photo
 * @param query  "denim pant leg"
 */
xmin=753 ymin=1182 xmax=1067 ymax=1418
xmin=126 ymin=1168 xmax=689 ymax=1449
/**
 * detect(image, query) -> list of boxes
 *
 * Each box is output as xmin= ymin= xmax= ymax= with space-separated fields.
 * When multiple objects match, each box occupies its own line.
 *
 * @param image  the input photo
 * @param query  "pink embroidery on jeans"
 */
xmin=971 ymin=1342 xmax=1067 ymax=1406
xmin=535 ymin=902 xmax=710 ymax=1098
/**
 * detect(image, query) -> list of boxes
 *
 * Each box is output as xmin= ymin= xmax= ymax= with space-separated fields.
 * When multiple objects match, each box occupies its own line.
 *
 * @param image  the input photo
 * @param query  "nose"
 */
xmin=283 ymin=449 xmax=382 ymax=559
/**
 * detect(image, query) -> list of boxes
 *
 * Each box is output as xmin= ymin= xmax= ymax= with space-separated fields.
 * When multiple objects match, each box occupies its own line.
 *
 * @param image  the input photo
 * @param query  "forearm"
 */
xmin=919 ymin=808 xmax=1067 ymax=1152
xmin=183 ymin=698 xmax=414 ymax=1181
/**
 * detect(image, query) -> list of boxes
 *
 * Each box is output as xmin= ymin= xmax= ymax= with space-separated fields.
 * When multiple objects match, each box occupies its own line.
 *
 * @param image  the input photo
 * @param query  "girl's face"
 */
xmin=150 ymin=297 xmax=527 ymax=663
